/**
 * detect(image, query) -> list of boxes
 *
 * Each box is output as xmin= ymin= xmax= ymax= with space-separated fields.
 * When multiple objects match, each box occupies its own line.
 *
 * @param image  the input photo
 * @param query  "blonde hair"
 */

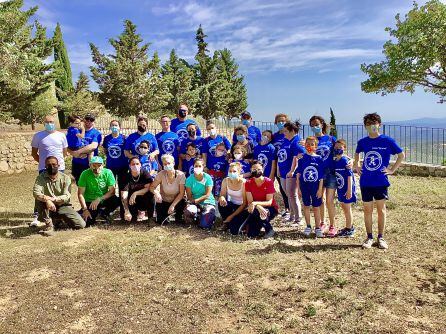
xmin=161 ymin=154 xmax=175 ymax=165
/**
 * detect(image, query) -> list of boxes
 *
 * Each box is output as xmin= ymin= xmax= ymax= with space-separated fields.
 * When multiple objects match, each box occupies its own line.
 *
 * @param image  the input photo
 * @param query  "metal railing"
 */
xmin=95 ymin=116 xmax=446 ymax=166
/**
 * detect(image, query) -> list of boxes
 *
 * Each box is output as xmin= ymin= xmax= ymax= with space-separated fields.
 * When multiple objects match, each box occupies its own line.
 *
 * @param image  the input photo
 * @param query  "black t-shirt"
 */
xmin=123 ymin=170 xmax=153 ymax=195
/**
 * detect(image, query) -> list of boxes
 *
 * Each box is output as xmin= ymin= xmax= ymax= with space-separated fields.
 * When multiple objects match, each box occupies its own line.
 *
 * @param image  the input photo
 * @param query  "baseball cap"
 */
xmin=241 ymin=111 xmax=251 ymax=118
xmin=84 ymin=113 xmax=96 ymax=121
xmin=90 ymin=156 xmax=103 ymax=164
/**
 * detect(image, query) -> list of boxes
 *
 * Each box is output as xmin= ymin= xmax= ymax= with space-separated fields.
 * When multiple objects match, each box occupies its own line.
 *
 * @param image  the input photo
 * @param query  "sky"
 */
xmin=22 ymin=0 xmax=446 ymax=123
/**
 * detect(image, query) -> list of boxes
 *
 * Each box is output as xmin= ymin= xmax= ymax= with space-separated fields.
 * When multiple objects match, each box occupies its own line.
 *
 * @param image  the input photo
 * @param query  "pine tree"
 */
xmin=329 ymin=107 xmax=338 ymax=138
xmin=145 ymin=51 xmax=170 ymax=118
xmin=90 ymin=20 xmax=166 ymax=118
xmin=53 ymin=22 xmax=73 ymax=128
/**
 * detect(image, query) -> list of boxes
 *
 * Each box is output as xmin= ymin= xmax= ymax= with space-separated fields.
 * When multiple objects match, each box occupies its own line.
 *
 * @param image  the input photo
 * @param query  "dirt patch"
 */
xmin=22 ymin=267 xmax=55 ymax=283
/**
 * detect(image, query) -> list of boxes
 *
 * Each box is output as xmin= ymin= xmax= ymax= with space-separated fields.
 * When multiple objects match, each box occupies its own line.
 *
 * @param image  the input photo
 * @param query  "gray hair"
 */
xmin=161 ymin=154 xmax=175 ymax=165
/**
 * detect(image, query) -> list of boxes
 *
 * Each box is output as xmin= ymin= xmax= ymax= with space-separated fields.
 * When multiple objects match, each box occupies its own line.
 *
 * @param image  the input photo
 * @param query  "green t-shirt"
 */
xmin=78 ymin=168 xmax=115 ymax=203
xmin=185 ymin=173 xmax=215 ymax=206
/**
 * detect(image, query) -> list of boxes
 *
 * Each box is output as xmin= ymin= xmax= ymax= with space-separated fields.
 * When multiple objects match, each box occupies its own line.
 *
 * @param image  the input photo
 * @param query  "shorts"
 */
xmin=300 ymin=185 xmax=322 ymax=207
xmin=337 ymin=190 xmax=357 ymax=204
xmin=323 ymin=168 xmax=337 ymax=189
xmin=360 ymin=186 xmax=388 ymax=202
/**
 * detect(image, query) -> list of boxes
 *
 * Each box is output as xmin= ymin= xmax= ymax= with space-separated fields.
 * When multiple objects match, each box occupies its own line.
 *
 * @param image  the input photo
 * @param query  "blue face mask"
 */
xmin=311 ymin=126 xmax=322 ymax=134
xmin=241 ymin=119 xmax=250 ymax=127
xmin=276 ymin=122 xmax=285 ymax=130
xmin=334 ymin=148 xmax=344 ymax=156
xmin=45 ymin=123 xmax=55 ymax=132
xmin=110 ymin=126 xmax=119 ymax=133
xmin=228 ymin=172 xmax=238 ymax=179
xmin=236 ymin=134 xmax=246 ymax=142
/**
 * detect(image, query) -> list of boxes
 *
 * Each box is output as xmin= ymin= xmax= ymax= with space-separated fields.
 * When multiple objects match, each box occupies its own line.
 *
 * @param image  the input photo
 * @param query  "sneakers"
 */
xmin=315 ymin=228 xmax=324 ymax=238
xmin=327 ymin=225 xmax=337 ymax=238
xmin=319 ymin=222 xmax=327 ymax=233
xmin=377 ymin=237 xmax=388 ymax=249
xmin=338 ymin=227 xmax=355 ymax=238
xmin=40 ymin=219 xmax=55 ymax=237
xmin=137 ymin=210 xmax=147 ymax=222
xmin=303 ymin=226 xmax=312 ymax=236
xmin=29 ymin=215 xmax=39 ymax=227
xmin=264 ymin=229 xmax=275 ymax=239
xmin=362 ymin=238 xmax=374 ymax=249
xmin=281 ymin=211 xmax=290 ymax=221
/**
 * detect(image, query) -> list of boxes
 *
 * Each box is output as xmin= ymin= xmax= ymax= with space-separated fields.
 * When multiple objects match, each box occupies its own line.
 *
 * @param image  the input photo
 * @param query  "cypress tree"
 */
xmin=329 ymin=107 xmax=338 ymax=138
xmin=53 ymin=22 xmax=73 ymax=128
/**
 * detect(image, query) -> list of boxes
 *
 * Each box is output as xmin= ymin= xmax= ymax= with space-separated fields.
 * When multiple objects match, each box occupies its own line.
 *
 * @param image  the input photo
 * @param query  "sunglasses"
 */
xmin=84 ymin=117 xmax=94 ymax=122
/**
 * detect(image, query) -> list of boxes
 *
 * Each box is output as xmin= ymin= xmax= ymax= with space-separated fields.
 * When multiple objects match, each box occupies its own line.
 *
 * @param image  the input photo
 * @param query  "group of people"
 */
xmin=30 ymin=103 xmax=405 ymax=249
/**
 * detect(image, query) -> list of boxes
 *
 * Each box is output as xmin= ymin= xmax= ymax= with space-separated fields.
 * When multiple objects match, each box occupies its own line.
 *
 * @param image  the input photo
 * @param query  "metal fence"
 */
xmin=95 ymin=116 xmax=446 ymax=166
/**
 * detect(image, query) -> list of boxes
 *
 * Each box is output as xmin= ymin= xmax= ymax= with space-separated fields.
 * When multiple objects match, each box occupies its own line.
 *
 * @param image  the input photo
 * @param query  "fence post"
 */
xmin=382 ymin=124 xmax=386 ymax=135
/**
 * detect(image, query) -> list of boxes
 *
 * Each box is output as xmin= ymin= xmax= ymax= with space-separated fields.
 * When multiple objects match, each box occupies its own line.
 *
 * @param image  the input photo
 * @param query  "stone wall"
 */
xmin=391 ymin=161 xmax=446 ymax=177
xmin=0 ymin=132 xmax=38 ymax=175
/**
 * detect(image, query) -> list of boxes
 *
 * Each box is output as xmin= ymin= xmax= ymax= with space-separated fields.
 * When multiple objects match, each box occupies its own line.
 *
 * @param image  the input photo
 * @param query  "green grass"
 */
xmin=0 ymin=172 xmax=445 ymax=333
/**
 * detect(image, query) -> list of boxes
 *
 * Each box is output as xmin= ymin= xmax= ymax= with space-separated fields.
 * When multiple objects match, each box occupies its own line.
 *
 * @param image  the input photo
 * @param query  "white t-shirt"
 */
xmin=31 ymin=131 xmax=68 ymax=171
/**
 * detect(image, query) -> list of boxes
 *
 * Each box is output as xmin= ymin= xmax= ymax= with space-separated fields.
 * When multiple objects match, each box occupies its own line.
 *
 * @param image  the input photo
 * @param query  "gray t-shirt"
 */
xmin=154 ymin=170 xmax=186 ymax=203
xmin=31 ymin=131 xmax=68 ymax=171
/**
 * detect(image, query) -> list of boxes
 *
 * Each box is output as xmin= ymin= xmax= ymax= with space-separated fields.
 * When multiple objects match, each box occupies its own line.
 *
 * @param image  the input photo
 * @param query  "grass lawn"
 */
xmin=0 ymin=172 xmax=445 ymax=333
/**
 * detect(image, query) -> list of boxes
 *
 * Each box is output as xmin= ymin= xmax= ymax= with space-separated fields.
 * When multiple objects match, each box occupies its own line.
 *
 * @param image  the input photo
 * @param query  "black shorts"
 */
xmin=360 ymin=186 xmax=389 ymax=202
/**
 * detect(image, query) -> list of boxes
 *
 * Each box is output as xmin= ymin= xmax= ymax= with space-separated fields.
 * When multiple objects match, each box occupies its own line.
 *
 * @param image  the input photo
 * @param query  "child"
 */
xmin=354 ymin=113 xmax=405 ymax=249
xmin=253 ymin=130 xmax=277 ymax=180
xmin=206 ymin=142 xmax=229 ymax=196
xmin=66 ymin=115 xmax=92 ymax=160
xmin=295 ymin=137 xmax=325 ymax=237
xmin=230 ymin=146 xmax=251 ymax=178
xmin=332 ymin=139 xmax=356 ymax=237
xmin=179 ymin=142 xmax=198 ymax=177
xmin=138 ymin=140 xmax=158 ymax=177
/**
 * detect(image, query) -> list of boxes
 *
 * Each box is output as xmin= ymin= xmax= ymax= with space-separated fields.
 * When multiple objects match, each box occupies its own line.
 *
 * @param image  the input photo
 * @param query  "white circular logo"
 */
xmin=364 ymin=151 xmax=382 ymax=171
xmin=98 ymin=181 xmax=106 ymax=188
xmin=189 ymin=165 xmax=195 ymax=175
xmin=277 ymin=149 xmax=287 ymax=163
xmin=317 ymin=144 xmax=331 ymax=161
xmin=335 ymin=172 xmax=344 ymax=189
xmin=303 ymin=166 xmax=318 ymax=182
xmin=257 ymin=153 xmax=269 ymax=167
xmin=177 ymin=129 xmax=188 ymax=142
xmin=162 ymin=140 xmax=175 ymax=154
xmin=108 ymin=145 xmax=121 ymax=159
xmin=209 ymin=145 xmax=217 ymax=157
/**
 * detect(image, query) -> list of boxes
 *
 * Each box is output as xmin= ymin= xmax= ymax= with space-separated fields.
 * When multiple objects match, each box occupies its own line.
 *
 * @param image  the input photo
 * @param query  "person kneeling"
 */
xmin=33 ymin=156 xmax=85 ymax=236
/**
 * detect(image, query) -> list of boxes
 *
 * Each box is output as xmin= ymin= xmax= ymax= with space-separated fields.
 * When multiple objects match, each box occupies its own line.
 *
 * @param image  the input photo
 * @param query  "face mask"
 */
xmin=45 ymin=123 xmax=55 ymax=132
xmin=139 ymin=148 xmax=149 ymax=155
xmin=188 ymin=129 xmax=196 ymax=137
xmin=311 ymin=126 xmax=322 ymax=134
xmin=215 ymin=150 xmax=225 ymax=157
xmin=178 ymin=109 xmax=187 ymax=118
xmin=46 ymin=165 xmax=58 ymax=175
xmin=92 ymin=166 xmax=103 ymax=174
xmin=234 ymin=153 xmax=243 ymax=160
xmin=334 ymin=148 xmax=344 ymax=156
xmin=228 ymin=172 xmax=238 ymax=179
xmin=366 ymin=125 xmax=380 ymax=134
xmin=164 ymin=164 xmax=174 ymax=171
xmin=130 ymin=165 xmax=141 ymax=173
xmin=251 ymin=170 xmax=263 ymax=178
xmin=236 ymin=134 xmax=246 ymax=142
xmin=260 ymin=136 xmax=270 ymax=145
xmin=276 ymin=122 xmax=285 ymax=130
xmin=208 ymin=129 xmax=217 ymax=137
xmin=194 ymin=167 xmax=203 ymax=175
xmin=110 ymin=126 xmax=119 ymax=133
xmin=242 ymin=119 xmax=250 ymax=127
xmin=138 ymin=125 xmax=147 ymax=133
xmin=305 ymin=145 xmax=316 ymax=153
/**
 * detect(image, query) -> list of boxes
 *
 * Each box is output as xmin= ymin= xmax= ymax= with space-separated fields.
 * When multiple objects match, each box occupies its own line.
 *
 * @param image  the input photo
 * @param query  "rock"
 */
xmin=0 ymin=160 xmax=8 ymax=172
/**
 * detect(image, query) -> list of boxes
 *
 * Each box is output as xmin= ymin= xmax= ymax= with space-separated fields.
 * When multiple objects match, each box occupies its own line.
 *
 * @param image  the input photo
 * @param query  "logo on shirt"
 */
xmin=209 ymin=145 xmax=217 ymax=157
xmin=108 ymin=145 xmax=122 ymax=159
xmin=317 ymin=145 xmax=331 ymax=161
xmin=335 ymin=172 xmax=344 ymax=189
xmin=364 ymin=151 xmax=383 ymax=171
xmin=277 ymin=149 xmax=287 ymax=163
xmin=189 ymin=165 xmax=195 ymax=175
xmin=257 ymin=153 xmax=269 ymax=167
xmin=303 ymin=166 xmax=318 ymax=182
xmin=98 ymin=180 xmax=106 ymax=189
xmin=162 ymin=140 xmax=175 ymax=154
xmin=177 ymin=129 xmax=188 ymax=142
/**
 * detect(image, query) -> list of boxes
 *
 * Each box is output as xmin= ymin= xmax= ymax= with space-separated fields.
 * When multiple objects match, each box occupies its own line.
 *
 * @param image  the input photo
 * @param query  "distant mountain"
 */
xmin=385 ymin=117 xmax=446 ymax=128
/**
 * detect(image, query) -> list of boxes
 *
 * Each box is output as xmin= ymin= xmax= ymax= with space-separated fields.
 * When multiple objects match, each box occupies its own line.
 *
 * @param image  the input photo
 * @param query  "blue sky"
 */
xmin=24 ymin=0 xmax=445 ymax=123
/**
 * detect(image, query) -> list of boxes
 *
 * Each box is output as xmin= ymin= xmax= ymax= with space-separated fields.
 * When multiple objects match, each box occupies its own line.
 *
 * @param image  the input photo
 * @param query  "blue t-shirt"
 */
xmin=103 ymin=134 xmax=128 ymax=169
xmin=155 ymin=131 xmax=180 ymax=165
xmin=355 ymin=135 xmax=403 ymax=187
xmin=232 ymin=125 xmax=262 ymax=146
xmin=296 ymin=153 xmax=324 ymax=190
xmin=202 ymin=135 xmax=231 ymax=169
xmin=72 ymin=128 xmax=102 ymax=166
xmin=66 ymin=126 xmax=83 ymax=150
xmin=124 ymin=132 xmax=159 ymax=156
xmin=332 ymin=156 xmax=355 ymax=196
xmin=180 ymin=137 xmax=205 ymax=155
xmin=316 ymin=135 xmax=336 ymax=171
xmin=170 ymin=118 xmax=202 ymax=145
xmin=208 ymin=155 xmax=229 ymax=173
xmin=253 ymin=143 xmax=276 ymax=178
xmin=271 ymin=131 xmax=286 ymax=152
xmin=276 ymin=135 xmax=305 ymax=178
xmin=139 ymin=154 xmax=158 ymax=174
xmin=231 ymin=159 xmax=251 ymax=175
xmin=182 ymin=157 xmax=196 ymax=177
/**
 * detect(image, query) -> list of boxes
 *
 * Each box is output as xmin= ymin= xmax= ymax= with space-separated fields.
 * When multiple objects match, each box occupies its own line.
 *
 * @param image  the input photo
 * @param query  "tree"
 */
xmin=162 ymin=49 xmax=198 ymax=115
xmin=329 ymin=107 xmax=337 ymax=138
xmin=0 ymin=0 xmax=56 ymax=128
xmin=361 ymin=0 xmax=446 ymax=102
xmin=90 ymin=20 xmax=168 ymax=118
xmin=59 ymin=72 xmax=105 ymax=118
xmin=53 ymin=22 xmax=73 ymax=128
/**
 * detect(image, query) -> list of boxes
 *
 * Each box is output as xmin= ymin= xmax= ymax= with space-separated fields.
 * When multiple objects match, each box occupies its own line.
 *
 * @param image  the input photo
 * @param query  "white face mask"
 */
xmin=130 ymin=165 xmax=141 ymax=173
xmin=194 ymin=167 xmax=203 ymax=175
xmin=234 ymin=153 xmax=243 ymax=160
xmin=215 ymin=150 xmax=225 ymax=157
xmin=260 ymin=135 xmax=270 ymax=145
xmin=208 ymin=129 xmax=217 ymax=137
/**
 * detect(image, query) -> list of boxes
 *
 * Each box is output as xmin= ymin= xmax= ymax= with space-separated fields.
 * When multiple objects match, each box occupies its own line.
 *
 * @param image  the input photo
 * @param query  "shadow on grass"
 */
xmin=246 ymin=241 xmax=362 ymax=255
xmin=0 ymin=225 xmax=45 ymax=239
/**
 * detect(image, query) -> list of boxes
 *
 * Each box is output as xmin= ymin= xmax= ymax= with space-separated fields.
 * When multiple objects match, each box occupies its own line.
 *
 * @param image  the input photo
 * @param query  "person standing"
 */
xmin=30 ymin=114 xmax=68 ymax=226
xmin=170 ymin=103 xmax=202 ymax=145
xmin=155 ymin=115 xmax=180 ymax=167
xmin=124 ymin=115 xmax=159 ymax=160
xmin=232 ymin=111 xmax=261 ymax=146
